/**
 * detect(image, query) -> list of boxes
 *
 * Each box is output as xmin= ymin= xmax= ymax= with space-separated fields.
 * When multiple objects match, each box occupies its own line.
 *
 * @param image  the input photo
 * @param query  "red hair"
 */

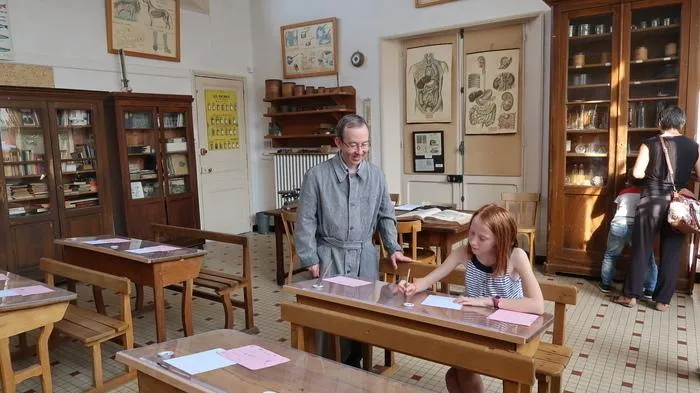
xmin=467 ymin=203 xmax=518 ymax=276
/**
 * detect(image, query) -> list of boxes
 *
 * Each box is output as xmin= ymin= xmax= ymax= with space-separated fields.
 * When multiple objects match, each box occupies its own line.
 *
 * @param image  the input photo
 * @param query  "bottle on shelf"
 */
xmin=636 ymin=103 xmax=646 ymax=128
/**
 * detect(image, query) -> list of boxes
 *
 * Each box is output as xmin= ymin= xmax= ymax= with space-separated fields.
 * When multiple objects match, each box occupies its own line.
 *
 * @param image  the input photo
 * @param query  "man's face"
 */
xmin=335 ymin=124 xmax=370 ymax=168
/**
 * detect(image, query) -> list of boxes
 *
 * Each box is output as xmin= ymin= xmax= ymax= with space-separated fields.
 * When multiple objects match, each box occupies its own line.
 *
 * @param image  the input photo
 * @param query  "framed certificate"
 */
xmin=413 ymin=131 xmax=444 ymax=173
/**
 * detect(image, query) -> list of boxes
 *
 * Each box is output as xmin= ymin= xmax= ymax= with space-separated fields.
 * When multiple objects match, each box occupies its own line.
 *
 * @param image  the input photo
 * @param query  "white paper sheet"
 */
xmin=163 ymin=348 xmax=236 ymax=375
xmin=395 ymin=203 xmax=422 ymax=211
xmin=126 ymin=245 xmax=180 ymax=254
xmin=421 ymin=294 xmax=462 ymax=310
xmin=83 ymin=238 xmax=130 ymax=245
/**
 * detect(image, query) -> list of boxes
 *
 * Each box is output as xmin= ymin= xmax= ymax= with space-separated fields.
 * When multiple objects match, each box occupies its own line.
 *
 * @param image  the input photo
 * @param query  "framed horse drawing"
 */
xmin=106 ymin=0 xmax=181 ymax=62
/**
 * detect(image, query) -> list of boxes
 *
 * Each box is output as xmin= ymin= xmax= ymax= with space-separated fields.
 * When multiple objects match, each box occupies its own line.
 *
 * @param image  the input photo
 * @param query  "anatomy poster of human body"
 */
xmin=406 ymin=44 xmax=452 ymax=123
xmin=282 ymin=18 xmax=337 ymax=78
xmin=465 ymin=48 xmax=519 ymax=134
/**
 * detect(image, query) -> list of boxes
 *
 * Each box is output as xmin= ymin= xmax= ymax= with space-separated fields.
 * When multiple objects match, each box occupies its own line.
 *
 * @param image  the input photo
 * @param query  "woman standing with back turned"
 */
xmin=615 ymin=106 xmax=700 ymax=311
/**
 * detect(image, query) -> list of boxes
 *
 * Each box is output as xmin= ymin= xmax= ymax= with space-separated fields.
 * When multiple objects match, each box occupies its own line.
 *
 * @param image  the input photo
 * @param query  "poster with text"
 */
xmin=465 ymin=48 xmax=519 ymax=134
xmin=205 ymin=89 xmax=239 ymax=151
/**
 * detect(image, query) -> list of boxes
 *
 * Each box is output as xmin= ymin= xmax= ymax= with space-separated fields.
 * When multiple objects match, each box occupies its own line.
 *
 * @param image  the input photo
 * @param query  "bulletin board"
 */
xmin=464 ymin=24 xmax=522 ymax=176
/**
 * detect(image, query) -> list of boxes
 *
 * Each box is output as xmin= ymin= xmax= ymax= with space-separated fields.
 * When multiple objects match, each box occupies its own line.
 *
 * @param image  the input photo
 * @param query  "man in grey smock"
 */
xmin=294 ymin=114 xmax=411 ymax=367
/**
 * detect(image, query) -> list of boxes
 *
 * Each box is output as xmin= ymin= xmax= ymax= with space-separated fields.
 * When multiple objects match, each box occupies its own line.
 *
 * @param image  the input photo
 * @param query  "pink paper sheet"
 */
xmin=487 ymin=309 xmax=539 ymax=326
xmin=322 ymin=276 xmax=372 ymax=287
xmin=12 ymin=285 xmax=54 ymax=296
xmin=0 ymin=273 xmax=8 ymax=281
xmin=218 ymin=345 xmax=290 ymax=371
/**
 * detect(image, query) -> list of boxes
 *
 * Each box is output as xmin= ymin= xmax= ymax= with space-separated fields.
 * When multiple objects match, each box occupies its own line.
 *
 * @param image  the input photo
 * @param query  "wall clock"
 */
xmin=350 ymin=51 xmax=365 ymax=67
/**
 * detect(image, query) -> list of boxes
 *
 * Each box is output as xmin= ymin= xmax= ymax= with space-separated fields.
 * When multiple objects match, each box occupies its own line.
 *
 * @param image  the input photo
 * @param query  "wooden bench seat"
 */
xmin=153 ymin=224 xmax=257 ymax=333
xmin=534 ymin=342 xmax=572 ymax=376
xmin=56 ymin=305 xmax=129 ymax=345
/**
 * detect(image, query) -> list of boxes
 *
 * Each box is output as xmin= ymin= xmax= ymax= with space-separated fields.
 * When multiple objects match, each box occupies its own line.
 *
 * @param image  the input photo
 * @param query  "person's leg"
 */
xmin=653 ymin=218 xmax=685 ymax=307
xmin=642 ymin=251 xmax=658 ymax=295
xmin=620 ymin=197 xmax=660 ymax=303
xmin=340 ymin=338 xmax=363 ymax=368
xmin=600 ymin=220 xmax=629 ymax=290
xmin=445 ymin=368 xmax=484 ymax=393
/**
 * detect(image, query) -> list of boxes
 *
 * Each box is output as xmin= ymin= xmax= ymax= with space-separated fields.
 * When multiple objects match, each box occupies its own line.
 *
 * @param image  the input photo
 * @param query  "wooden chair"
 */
xmin=389 ymin=193 xmax=400 ymax=205
xmin=152 ymin=224 xmax=257 ymax=333
xmin=396 ymin=220 xmax=437 ymax=264
xmin=501 ymin=192 xmax=541 ymax=265
xmin=40 ymin=258 xmax=136 ymax=393
xmin=280 ymin=209 xmax=304 ymax=284
xmin=378 ymin=259 xmax=577 ymax=393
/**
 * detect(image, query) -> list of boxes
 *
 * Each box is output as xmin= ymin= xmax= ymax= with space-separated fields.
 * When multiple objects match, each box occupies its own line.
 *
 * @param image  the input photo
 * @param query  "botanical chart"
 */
xmin=0 ymin=0 xmax=12 ymax=60
xmin=107 ymin=0 xmax=180 ymax=61
xmin=406 ymin=44 xmax=452 ymax=123
xmin=465 ymin=48 xmax=519 ymax=134
xmin=281 ymin=17 xmax=337 ymax=78
xmin=205 ymin=90 xmax=239 ymax=151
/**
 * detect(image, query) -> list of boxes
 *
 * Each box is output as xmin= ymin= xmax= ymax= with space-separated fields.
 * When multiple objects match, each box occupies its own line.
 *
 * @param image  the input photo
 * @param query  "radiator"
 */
xmin=273 ymin=153 xmax=334 ymax=208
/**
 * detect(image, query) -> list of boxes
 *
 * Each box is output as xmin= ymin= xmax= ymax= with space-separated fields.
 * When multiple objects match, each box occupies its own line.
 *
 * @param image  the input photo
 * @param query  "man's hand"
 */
xmin=390 ymin=251 xmax=414 ymax=269
xmin=307 ymin=264 xmax=320 ymax=278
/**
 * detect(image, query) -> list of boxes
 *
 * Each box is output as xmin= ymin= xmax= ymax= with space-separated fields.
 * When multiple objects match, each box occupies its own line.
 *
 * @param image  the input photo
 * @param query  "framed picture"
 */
xmin=413 ymin=131 xmax=445 ymax=173
xmin=281 ymin=17 xmax=337 ymax=79
xmin=106 ymin=0 xmax=181 ymax=62
xmin=465 ymin=48 xmax=520 ymax=134
xmin=415 ymin=0 xmax=457 ymax=8
xmin=19 ymin=110 xmax=38 ymax=127
xmin=406 ymin=44 xmax=452 ymax=123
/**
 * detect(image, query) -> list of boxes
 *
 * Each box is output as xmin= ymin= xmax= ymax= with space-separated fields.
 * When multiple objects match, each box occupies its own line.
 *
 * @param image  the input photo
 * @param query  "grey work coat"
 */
xmin=294 ymin=154 xmax=401 ymax=281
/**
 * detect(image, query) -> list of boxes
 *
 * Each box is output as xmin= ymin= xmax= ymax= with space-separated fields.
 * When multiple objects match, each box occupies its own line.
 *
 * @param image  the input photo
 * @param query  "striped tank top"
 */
xmin=464 ymin=255 xmax=524 ymax=298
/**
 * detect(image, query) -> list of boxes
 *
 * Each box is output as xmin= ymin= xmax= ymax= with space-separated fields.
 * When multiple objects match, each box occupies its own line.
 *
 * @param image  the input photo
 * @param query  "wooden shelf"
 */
xmin=57 ymin=125 xmax=92 ymax=129
xmin=62 ymin=170 xmax=97 ymax=175
xmin=3 ymin=160 xmax=45 ymax=165
xmin=64 ymin=191 xmax=99 ymax=197
xmin=61 ymin=158 xmax=96 ymax=162
xmin=568 ymin=63 xmax=612 ymax=70
xmin=631 ymin=24 xmax=680 ymax=36
xmin=568 ymin=33 xmax=612 ymax=43
xmin=566 ymin=129 xmax=609 ymax=134
xmin=629 ymin=78 xmax=677 ymax=85
xmin=263 ymin=108 xmax=353 ymax=118
xmin=566 ymin=100 xmax=611 ymax=104
xmin=265 ymin=134 xmax=335 ymax=140
xmin=124 ymin=127 xmax=155 ymax=131
xmin=263 ymin=92 xmax=354 ymax=102
xmin=628 ymin=96 xmax=678 ymax=102
xmin=628 ymin=127 xmax=660 ymax=132
xmin=7 ymin=195 xmax=50 ymax=202
xmin=4 ymin=174 xmax=46 ymax=180
xmin=127 ymin=153 xmax=155 ymax=157
xmin=568 ymin=83 xmax=611 ymax=89
xmin=566 ymin=153 xmax=608 ymax=157
xmin=630 ymin=56 xmax=678 ymax=65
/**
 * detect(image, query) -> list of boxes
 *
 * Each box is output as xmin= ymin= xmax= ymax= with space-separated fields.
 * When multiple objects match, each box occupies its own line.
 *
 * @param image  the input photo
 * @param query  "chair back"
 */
xmin=396 ymin=220 xmax=422 ymax=260
xmin=501 ymin=192 xmax=540 ymax=229
xmin=280 ymin=209 xmax=298 ymax=282
xmin=389 ymin=193 xmax=400 ymax=205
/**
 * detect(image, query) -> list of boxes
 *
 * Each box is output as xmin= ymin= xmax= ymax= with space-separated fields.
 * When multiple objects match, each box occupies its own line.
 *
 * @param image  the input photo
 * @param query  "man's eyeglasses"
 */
xmin=342 ymin=141 xmax=371 ymax=151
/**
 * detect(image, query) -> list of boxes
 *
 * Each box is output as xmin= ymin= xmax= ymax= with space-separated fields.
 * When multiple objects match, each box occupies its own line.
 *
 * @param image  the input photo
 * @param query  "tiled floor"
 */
xmin=6 ymin=233 xmax=700 ymax=392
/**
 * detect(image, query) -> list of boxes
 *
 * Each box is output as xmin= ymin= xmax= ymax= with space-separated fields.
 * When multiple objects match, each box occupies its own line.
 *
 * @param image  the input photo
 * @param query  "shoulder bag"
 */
xmin=659 ymin=135 xmax=700 ymax=234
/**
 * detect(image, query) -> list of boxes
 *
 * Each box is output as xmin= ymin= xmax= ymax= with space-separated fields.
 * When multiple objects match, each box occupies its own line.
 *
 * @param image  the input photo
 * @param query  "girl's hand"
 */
xmin=397 ymin=279 xmax=419 ymax=297
xmin=454 ymin=296 xmax=491 ymax=308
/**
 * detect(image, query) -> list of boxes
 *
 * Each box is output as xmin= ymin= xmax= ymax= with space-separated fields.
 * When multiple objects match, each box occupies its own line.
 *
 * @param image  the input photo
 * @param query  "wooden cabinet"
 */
xmin=263 ymin=86 xmax=356 ymax=147
xmin=0 ymin=86 xmax=113 ymax=275
xmin=545 ymin=0 xmax=699 ymax=291
xmin=106 ymin=93 xmax=200 ymax=240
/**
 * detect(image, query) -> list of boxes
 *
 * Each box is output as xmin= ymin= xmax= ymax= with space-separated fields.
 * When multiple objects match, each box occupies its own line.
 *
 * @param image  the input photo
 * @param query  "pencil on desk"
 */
xmin=406 ymin=268 xmax=411 ymax=283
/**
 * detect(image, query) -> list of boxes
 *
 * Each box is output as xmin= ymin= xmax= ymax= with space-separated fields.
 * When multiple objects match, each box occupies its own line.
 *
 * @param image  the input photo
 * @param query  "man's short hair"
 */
xmin=657 ymin=106 xmax=686 ymax=131
xmin=335 ymin=114 xmax=367 ymax=140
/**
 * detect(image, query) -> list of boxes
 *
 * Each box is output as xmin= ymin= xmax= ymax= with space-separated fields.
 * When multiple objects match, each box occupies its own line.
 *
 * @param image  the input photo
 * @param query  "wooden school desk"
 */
xmin=55 ymin=235 xmax=206 ymax=343
xmin=115 ymin=329 xmax=431 ymax=393
xmin=0 ymin=270 xmax=76 ymax=393
xmin=282 ymin=278 xmax=553 ymax=393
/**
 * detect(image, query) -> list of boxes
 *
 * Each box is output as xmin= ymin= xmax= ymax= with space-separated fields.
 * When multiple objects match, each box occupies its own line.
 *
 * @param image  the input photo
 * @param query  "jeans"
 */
xmin=601 ymin=219 xmax=657 ymax=290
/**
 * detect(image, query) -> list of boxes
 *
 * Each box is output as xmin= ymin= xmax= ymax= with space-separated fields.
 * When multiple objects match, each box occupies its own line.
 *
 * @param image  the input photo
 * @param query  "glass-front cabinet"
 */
xmin=546 ymin=0 xmax=697 ymax=291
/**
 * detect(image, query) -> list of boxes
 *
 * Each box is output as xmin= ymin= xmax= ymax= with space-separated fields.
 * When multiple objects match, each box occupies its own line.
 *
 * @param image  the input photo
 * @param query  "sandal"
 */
xmin=655 ymin=302 xmax=670 ymax=312
xmin=613 ymin=296 xmax=636 ymax=308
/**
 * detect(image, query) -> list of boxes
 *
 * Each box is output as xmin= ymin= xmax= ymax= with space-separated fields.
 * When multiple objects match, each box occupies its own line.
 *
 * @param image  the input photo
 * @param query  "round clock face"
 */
xmin=351 ymin=51 xmax=364 ymax=67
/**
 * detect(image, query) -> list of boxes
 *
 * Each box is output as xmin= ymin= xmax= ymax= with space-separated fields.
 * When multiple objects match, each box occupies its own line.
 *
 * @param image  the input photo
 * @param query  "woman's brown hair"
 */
xmin=466 ymin=203 xmax=519 ymax=276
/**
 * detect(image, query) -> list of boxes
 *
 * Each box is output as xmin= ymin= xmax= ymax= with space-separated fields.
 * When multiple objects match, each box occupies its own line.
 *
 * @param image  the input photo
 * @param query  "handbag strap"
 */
xmin=658 ymin=135 xmax=678 ymax=193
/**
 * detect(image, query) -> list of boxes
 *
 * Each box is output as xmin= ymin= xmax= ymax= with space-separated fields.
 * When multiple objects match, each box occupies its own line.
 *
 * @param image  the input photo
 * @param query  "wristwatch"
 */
xmin=492 ymin=296 xmax=501 ymax=309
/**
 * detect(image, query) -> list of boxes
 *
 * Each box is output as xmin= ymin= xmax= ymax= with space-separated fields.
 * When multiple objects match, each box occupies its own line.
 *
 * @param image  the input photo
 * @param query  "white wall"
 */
xmin=6 ymin=0 xmax=255 ymax=227
xmin=250 ymin=0 xmax=550 ymax=216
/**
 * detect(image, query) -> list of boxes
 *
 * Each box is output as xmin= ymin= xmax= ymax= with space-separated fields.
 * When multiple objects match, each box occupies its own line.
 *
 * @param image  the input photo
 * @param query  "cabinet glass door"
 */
xmin=0 ymin=106 xmax=52 ymax=217
xmin=123 ymin=110 xmax=161 ymax=200
xmin=565 ymin=12 xmax=614 ymax=187
xmin=161 ymin=111 xmax=190 ymax=196
xmin=625 ymin=3 xmax=682 ymax=164
xmin=56 ymin=108 xmax=100 ymax=210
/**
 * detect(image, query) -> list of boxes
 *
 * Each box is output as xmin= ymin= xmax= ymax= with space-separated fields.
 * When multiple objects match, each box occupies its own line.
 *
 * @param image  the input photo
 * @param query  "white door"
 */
xmin=194 ymin=75 xmax=251 ymax=234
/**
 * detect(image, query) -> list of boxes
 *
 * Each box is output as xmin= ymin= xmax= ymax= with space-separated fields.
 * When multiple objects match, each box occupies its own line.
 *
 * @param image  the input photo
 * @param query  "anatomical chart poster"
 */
xmin=465 ymin=48 xmax=519 ymax=134
xmin=406 ymin=44 xmax=452 ymax=123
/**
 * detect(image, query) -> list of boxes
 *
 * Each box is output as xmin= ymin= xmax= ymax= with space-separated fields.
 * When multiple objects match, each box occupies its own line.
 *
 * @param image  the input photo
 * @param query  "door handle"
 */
xmin=200 ymin=147 xmax=208 ymax=156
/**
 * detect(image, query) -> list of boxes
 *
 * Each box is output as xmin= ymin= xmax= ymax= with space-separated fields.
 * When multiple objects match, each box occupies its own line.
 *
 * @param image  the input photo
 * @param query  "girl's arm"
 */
xmin=498 ymin=248 xmax=544 ymax=314
xmin=404 ymin=245 xmax=468 ymax=293
xmin=633 ymin=144 xmax=650 ymax=179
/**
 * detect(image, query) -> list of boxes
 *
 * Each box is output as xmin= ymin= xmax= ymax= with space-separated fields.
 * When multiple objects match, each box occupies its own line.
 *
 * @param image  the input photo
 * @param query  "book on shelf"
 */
xmin=167 ymin=153 xmax=188 ymax=176
xmin=397 ymin=208 xmax=473 ymax=225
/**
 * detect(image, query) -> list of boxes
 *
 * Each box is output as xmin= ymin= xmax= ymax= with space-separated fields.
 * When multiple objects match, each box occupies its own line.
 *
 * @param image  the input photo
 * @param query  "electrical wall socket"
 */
xmin=447 ymin=175 xmax=463 ymax=183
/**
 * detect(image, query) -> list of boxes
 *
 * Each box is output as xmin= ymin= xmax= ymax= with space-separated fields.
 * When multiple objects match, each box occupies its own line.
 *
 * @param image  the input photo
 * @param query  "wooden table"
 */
xmin=282 ymin=278 xmax=553 ymax=392
xmin=115 ymin=329 xmax=431 ymax=393
xmin=55 ymin=235 xmax=207 ymax=343
xmin=0 ymin=270 xmax=76 ymax=393
xmin=263 ymin=208 xmax=471 ymax=286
